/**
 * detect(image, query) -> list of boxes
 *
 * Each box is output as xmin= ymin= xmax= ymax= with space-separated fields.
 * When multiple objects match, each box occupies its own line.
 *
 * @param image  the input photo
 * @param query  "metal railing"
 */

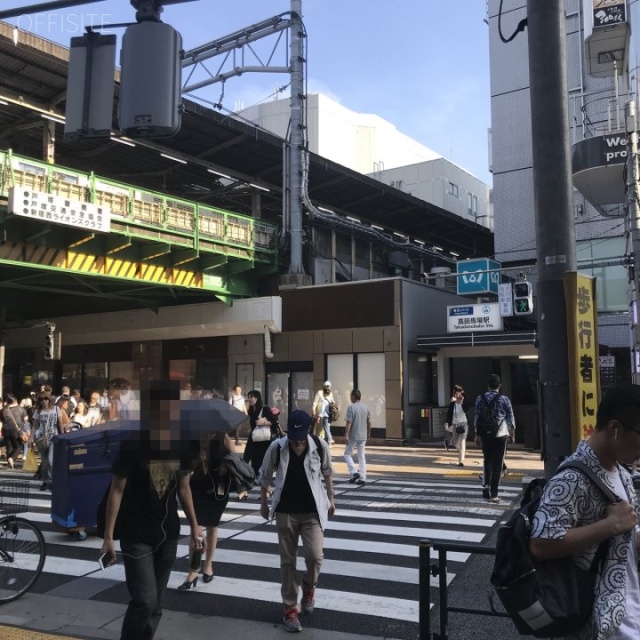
xmin=419 ymin=540 xmax=510 ymax=640
xmin=0 ymin=148 xmax=278 ymax=257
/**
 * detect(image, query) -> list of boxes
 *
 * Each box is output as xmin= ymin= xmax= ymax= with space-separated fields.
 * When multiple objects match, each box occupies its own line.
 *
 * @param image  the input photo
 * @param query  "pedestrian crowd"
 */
xmin=6 ymin=375 xmax=639 ymax=639
xmin=97 ymin=381 xmax=347 ymax=638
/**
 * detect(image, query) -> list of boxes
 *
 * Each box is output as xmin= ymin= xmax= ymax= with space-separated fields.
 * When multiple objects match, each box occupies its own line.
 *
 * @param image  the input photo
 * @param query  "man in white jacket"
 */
xmin=259 ymin=410 xmax=335 ymax=633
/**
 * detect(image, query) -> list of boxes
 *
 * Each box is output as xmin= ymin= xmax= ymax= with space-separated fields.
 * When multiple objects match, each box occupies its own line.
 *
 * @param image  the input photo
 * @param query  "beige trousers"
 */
xmin=275 ymin=512 xmax=324 ymax=610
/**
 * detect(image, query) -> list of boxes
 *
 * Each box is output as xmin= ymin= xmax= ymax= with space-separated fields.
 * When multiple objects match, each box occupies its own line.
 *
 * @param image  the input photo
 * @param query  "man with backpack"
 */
xmin=527 ymin=384 xmax=640 ymax=639
xmin=258 ymin=410 xmax=335 ymax=633
xmin=474 ymin=374 xmax=515 ymax=503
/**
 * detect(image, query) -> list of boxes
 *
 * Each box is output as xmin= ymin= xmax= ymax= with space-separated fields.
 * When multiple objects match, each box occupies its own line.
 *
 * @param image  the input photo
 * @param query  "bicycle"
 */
xmin=0 ymin=479 xmax=46 ymax=603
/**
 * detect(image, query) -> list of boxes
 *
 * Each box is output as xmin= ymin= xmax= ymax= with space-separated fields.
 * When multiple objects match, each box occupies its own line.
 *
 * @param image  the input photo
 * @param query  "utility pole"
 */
xmin=527 ymin=1 xmax=577 ymax=477
xmin=280 ymin=0 xmax=311 ymax=287
xmin=626 ymin=99 xmax=640 ymax=384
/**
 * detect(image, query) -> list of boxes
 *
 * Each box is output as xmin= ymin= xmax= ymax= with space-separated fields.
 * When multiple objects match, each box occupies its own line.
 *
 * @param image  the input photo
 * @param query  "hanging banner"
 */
xmin=565 ymin=272 xmax=600 ymax=447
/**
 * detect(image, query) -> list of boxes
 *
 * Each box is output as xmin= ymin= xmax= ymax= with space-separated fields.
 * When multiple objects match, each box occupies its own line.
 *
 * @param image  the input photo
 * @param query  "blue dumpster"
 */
xmin=51 ymin=421 xmax=137 ymax=535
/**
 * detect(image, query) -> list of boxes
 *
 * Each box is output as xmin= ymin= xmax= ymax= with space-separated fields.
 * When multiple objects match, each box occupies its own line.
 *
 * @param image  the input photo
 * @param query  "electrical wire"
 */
xmin=498 ymin=0 xmax=527 ymax=44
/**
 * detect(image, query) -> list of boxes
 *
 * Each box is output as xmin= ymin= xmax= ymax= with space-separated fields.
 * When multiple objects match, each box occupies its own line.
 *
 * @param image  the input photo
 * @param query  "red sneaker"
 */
xmin=301 ymin=587 xmax=315 ymax=614
xmin=283 ymin=608 xmax=302 ymax=632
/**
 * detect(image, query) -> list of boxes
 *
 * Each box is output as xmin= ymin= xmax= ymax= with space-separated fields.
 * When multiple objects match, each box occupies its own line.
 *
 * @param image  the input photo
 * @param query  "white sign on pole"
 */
xmin=8 ymin=187 xmax=111 ymax=233
xmin=447 ymin=303 xmax=504 ymax=333
xmin=599 ymin=355 xmax=615 ymax=368
xmin=498 ymin=283 xmax=513 ymax=317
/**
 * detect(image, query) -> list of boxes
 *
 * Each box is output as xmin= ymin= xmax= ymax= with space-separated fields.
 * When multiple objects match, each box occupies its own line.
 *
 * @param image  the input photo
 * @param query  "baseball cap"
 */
xmin=287 ymin=410 xmax=312 ymax=441
xmin=323 ymin=380 xmax=332 ymax=388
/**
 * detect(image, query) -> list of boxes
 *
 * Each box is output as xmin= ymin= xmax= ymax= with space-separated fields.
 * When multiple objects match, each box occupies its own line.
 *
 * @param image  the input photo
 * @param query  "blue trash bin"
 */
xmin=51 ymin=421 xmax=138 ymax=535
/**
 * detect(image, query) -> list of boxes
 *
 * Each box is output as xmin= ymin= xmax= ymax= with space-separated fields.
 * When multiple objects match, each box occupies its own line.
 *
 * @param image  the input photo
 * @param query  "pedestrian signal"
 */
xmin=44 ymin=330 xmax=54 ymax=360
xmin=44 ymin=330 xmax=61 ymax=360
xmin=513 ymin=281 xmax=534 ymax=316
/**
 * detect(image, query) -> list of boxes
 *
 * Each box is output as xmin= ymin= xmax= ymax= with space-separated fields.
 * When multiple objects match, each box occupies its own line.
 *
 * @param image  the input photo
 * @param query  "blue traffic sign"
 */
xmin=456 ymin=259 xmax=501 ymax=295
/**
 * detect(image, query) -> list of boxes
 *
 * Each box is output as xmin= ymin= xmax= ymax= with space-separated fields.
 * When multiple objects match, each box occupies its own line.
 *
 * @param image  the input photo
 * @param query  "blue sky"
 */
xmin=7 ymin=0 xmax=492 ymax=184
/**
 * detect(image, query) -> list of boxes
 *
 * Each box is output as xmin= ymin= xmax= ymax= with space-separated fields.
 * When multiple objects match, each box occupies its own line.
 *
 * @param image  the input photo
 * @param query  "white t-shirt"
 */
xmin=605 ymin=468 xmax=640 ymax=640
xmin=453 ymin=403 xmax=466 ymax=424
xmin=229 ymin=393 xmax=246 ymax=413
xmin=33 ymin=407 xmax=60 ymax=442
xmin=117 ymin=390 xmax=139 ymax=419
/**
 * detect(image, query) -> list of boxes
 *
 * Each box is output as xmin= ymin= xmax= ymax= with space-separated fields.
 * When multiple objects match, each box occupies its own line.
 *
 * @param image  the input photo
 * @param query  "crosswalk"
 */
xmin=0 ymin=470 xmax=522 ymax=638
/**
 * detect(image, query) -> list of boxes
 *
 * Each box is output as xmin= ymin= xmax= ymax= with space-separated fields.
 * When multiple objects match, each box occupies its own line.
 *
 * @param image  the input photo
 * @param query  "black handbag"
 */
xmin=455 ymin=424 xmax=466 ymax=434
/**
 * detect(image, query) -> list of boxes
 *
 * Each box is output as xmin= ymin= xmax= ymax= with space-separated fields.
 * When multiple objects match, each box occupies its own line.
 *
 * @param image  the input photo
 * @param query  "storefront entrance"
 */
xmin=266 ymin=364 xmax=314 ymax=432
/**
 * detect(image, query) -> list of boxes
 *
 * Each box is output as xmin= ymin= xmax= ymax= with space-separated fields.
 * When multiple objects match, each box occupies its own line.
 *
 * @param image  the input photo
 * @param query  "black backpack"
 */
xmin=475 ymin=392 xmax=502 ymax=438
xmin=491 ymin=460 xmax=618 ymax=638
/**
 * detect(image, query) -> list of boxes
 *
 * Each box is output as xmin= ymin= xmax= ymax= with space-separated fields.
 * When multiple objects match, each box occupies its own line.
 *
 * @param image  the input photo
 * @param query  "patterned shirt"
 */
xmin=531 ymin=440 xmax=640 ymax=640
xmin=473 ymin=391 xmax=515 ymax=437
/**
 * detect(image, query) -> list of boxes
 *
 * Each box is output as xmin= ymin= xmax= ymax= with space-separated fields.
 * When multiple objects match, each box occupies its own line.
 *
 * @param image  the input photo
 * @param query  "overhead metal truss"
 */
xmin=182 ymin=14 xmax=292 ymax=94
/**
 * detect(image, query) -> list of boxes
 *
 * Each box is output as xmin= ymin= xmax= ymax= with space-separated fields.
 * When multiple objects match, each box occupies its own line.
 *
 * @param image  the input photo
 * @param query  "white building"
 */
xmin=240 ymin=92 xmax=492 ymax=229
xmin=369 ymin=158 xmax=493 ymax=230
xmin=240 ymin=93 xmax=441 ymax=175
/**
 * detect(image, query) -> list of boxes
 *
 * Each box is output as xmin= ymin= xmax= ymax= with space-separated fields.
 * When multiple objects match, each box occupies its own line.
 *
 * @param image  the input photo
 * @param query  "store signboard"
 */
xmin=592 ymin=0 xmax=626 ymax=28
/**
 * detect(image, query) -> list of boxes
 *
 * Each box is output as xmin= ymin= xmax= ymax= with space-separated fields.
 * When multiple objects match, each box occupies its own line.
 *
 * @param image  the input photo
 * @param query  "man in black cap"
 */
xmin=473 ymin=374 xmax=515 ymax=503
xmin=258 ymin=410 xmax=335 ymax=633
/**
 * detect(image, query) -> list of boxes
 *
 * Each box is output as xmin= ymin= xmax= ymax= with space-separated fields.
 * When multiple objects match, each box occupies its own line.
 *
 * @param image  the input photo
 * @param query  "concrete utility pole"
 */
xmin=283 ymin=0 xmax=310 ymax=284
xmin=527 ymin=0 xmax=577 ymax=477
xmin=626 ymin=100 xmax=640 ymax=384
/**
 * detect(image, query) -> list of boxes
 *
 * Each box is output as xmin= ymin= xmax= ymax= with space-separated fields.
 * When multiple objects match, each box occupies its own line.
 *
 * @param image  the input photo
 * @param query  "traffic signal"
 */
xmin=44 ymin=330 xmax=54 ymax=360
xmin=513 ymin=281 xmax=534 ymax=315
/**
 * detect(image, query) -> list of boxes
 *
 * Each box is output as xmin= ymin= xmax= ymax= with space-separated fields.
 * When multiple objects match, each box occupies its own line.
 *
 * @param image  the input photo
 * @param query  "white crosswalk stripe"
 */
xmin=0 ymin=472 xmax=516 ymax=636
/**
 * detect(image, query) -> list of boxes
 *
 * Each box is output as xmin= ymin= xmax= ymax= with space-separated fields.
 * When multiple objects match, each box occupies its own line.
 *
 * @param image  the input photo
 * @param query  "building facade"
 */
xmin=488 ymin=0 xmax=632 ymax=378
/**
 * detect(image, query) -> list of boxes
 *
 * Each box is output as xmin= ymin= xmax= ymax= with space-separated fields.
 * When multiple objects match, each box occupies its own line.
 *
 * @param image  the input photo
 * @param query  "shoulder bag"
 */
xmin=251 ymin=408 xmax=271 ymax=443
xmin=6 ymin=407 xmax=30 ymax=443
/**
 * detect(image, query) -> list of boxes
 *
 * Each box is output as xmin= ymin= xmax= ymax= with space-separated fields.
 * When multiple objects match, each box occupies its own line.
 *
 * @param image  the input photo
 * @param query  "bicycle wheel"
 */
xmin=0 ymin=516 xmax=46 ymax=603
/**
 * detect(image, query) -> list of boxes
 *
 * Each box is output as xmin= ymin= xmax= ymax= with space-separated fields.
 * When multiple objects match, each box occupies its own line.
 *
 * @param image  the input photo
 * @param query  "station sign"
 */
xmin=456 ymin=258 xmax=501 ymax=295
xmin=8 ymin=187 xmax=111 ymax=233
xmin=447 ymin=303 xmax=503 ymax=333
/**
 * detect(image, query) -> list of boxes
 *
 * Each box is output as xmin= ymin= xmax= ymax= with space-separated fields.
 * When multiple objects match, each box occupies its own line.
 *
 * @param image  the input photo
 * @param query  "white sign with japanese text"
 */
xmin=498 ymin=283 xmax=513 ymax=317
xmin=8 ymin=187 xmax=111 ymax=233
xmin=446 ymin=303 xmax=503 ymax=333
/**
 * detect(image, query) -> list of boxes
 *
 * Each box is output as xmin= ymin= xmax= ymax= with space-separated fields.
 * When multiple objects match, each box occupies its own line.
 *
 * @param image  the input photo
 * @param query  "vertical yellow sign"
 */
xmin=565 ymin=272 xmax=600 ymax=447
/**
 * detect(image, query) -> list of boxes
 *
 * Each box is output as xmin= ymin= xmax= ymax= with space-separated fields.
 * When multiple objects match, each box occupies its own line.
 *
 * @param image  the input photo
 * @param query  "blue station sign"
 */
xmin=456 ymin=258 xmax=501 ymax=295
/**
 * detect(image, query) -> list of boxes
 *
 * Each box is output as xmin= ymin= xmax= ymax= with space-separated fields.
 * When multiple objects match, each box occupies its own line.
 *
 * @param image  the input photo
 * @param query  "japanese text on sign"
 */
xmin=565 ymin=272 xmax=599 ymax=446
xmin=446 ymin=304 xmax=503 ymax=333
xmin=8 ymin=187 xmax=111 ymax=233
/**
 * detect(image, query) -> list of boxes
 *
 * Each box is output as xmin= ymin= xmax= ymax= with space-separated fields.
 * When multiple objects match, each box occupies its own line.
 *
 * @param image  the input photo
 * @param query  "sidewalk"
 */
xmin=1 ymin=594 xmax=395 ymax=640
xmin=333 ymin=441 xmax=545 ymax=483
xmin=0 ymin=444 xmax=543 ymax=640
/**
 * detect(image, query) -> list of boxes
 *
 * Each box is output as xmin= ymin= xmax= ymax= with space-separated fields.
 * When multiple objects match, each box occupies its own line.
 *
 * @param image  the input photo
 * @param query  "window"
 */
xmin=84 ymin=362 xmax=109 ymax=398
xmin=468 ymin=193 xmax=478 ymax=216
xmin=326 ymin=353 xmax=386 ymax=429
xmin=357 ymin=353 xmax=386 ymax=429
xmin=326 ymin=355 xmax=353 ymax=426
xmin=448 ymin=182 xmax=459 ymax=198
